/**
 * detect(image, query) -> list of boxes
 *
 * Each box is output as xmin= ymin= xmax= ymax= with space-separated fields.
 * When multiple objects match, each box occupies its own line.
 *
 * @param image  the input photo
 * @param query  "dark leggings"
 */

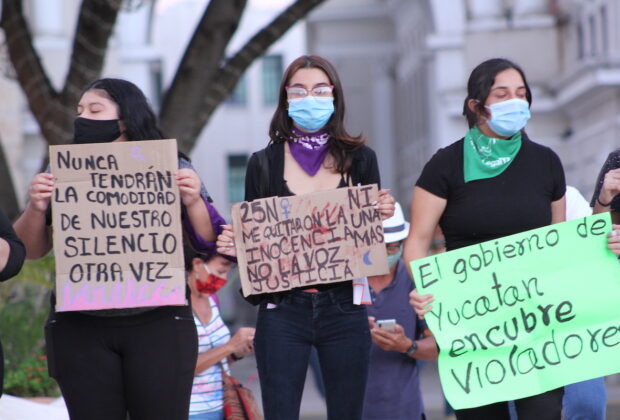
xmin=45 ymin=305 xmax=198 ymax=420
xmin=455 ymin=387 xmax=564 ymax=420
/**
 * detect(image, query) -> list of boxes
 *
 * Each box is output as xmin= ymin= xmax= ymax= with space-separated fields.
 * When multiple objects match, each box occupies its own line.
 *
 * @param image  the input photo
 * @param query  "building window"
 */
xmin=601 ymin=5 xmax=608 ymax=55
xmin=589 ymin=14 xmax=596 ymax=56
xmin=225 ymin=75 xmax=248 ymax=106
xmin=227 ymin=154 xmax=248 ymax=204
xmin=150 ymin=59 xmax=164 ymax=111
xmin=262 ymin=54 xmax=283 ymax=105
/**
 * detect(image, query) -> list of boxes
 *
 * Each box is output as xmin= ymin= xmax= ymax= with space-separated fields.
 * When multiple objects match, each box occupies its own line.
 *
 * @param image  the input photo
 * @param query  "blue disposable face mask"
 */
xmin=287 ymin=96 xmax=334 ymax=132
xmin=485 ymin=98 xmax=531 ymax=137
xmin=387 ymin=244 xmax=403 ymax=269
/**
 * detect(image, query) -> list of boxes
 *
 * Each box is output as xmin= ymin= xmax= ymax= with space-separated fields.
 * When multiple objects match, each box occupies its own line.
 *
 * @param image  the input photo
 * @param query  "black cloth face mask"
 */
xmin=73 ymin=117 xmax=121 ymax=144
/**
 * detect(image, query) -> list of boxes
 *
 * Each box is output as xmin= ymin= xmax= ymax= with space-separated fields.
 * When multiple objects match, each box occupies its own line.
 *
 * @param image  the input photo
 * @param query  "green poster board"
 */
xmin=410 ymin=213 xmax=620 ymax=409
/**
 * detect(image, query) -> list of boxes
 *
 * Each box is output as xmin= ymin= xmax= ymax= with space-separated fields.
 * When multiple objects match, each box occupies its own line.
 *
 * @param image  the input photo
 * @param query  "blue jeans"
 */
xmin=188 ymin=409 xmax=224 ymax=420
xmin=563 ymin=378 xmax=606 ymax=420
xmin=254 ymin=284 xmax=371 ymax=420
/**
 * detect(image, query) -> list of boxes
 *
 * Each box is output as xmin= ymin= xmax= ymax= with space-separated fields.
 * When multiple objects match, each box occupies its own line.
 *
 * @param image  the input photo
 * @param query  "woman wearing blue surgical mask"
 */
xmin=216 ymin=55 xmax=396 ymax=420
xmin=405 ymin=58 xmax=566 ymax=419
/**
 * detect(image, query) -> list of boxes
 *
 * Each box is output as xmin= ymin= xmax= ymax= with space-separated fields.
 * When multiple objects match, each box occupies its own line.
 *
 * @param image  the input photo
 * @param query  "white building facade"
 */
xmin=307 ymin=0 xmax=620 ymax=206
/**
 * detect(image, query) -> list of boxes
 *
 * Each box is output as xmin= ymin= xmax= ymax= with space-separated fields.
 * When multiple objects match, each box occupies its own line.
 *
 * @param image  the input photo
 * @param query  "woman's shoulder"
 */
xmin=427 ymin=138 xmax=464 ymax=164
xmin=520 ymin=133 xmax=561 ymax=160
xmin=250 ymin=142 xmax=283 ymax=162
xmin=348 ymin=145 xmax=379 ymax=179
xmin=348 ymin=144 xmax=378 ymax=168
xmin=351 ymin=144 xmax=376 ymax=159
xmin=602 ymin=148 xmax=620 ymax=165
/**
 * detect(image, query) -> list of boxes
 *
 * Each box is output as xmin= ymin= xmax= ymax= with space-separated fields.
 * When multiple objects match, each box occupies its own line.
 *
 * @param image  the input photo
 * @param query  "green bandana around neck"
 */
xmin=463 ymin=125 xmax=522 ymax=183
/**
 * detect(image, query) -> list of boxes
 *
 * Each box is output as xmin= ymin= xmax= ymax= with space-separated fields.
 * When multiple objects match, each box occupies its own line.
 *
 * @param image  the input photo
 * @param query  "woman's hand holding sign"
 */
xmin=376 ymin=189 xmax=396 ymax=220
xmin=607 ymin=224 xmax=620 ymax=256
xmin=216 ymin=225 xmax=236 ymax=258
xmin=29 ymin=173 xmax=55 ymax=213
xmin=176 ymin=168 xmax=216 ymax=241
xmin=409 ymin=289 xmax=434 ymax=319
xmin=175 ymin=168 xmax=201 ymax=208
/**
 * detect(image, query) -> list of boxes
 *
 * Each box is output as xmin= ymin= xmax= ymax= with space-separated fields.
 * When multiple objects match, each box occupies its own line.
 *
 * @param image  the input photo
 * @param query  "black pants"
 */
xmin=455 ymin=387 xmax=564 ymax=420
xmin=45 ymin=305 xmax=198 ymax=420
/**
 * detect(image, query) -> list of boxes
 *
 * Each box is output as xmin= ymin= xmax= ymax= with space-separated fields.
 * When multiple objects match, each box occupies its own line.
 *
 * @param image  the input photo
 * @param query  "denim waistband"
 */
xmin=284 ymin=282 xmax=353 ymax=306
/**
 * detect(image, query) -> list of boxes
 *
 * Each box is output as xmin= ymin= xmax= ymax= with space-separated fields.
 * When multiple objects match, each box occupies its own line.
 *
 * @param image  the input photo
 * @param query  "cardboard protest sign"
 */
xmin=232 ymin=185 xmax=388 ymax=296
xmin=410 ymin=213 xmax=620 ymax=409
xmin=50 ymin=139 xmax=185 ymax=311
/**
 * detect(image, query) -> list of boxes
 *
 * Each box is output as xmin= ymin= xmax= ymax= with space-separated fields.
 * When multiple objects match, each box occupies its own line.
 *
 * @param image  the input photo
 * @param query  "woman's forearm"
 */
xmin=195 ymin=342 xmax=235 ymax=375
xmin=13 ymin=203 xmax=52 ymax=260
xmin=185 ymin=198 xmax=216 ymax=242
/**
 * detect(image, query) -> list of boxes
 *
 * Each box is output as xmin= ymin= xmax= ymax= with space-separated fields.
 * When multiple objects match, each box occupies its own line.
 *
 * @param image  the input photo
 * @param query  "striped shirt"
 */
xmin=190 ymin=295 xmax=231 ymax=415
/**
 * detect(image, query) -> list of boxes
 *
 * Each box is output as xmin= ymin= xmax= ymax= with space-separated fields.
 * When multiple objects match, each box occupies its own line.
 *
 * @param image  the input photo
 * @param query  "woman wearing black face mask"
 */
xmin=13 ymin=78 xmax=226 ymax=420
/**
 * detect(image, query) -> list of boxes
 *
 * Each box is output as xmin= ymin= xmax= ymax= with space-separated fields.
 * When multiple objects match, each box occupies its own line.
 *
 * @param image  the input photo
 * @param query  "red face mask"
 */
xmin=195 ymin=274 xmax=227 ymax=294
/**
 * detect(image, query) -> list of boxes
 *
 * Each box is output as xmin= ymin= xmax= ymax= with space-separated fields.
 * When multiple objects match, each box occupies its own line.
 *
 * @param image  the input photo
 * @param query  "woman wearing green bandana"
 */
xmin=404 ymin=58 xmax=567 ymax=419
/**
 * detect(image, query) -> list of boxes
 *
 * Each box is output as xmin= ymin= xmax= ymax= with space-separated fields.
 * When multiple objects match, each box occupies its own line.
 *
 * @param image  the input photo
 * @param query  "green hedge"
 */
xmin=1 ymin=256 xmax=60 ymax=397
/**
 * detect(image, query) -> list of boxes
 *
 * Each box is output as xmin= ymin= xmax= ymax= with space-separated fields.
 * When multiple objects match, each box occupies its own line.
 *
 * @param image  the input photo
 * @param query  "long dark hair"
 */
xmin=268 ymin=55 xmax=364 ymax=174
xmin=462 ymin=58 xmax=532 ymax=128
xmin=83 ymin=78 xmax=165 ymax=141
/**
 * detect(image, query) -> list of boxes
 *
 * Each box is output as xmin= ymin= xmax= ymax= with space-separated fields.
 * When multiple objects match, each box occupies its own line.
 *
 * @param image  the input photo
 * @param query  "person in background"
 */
xmin=13 ymin=78 xmax=225 ymax=420
xmin=406 ymin=58 xmax=566 ymax=419
xmin=184 ymin=246 xmax=255 ymax=420
xmin=217 ymin=55 xmax=395 ymax=420
xmin=364 ymin=202 xmax=438 ymax=420
xmin=0 ymin=210 xmax=26 ymax=397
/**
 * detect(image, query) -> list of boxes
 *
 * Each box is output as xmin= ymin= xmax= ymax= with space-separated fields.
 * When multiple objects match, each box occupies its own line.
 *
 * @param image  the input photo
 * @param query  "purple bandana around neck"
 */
xmin=289 ymin=128 xmax=330 ymax=176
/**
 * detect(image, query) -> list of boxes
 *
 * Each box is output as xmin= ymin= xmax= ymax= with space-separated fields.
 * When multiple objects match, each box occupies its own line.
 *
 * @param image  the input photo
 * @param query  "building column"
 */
xmin=371 ymin=58 xmax=396 ymax=192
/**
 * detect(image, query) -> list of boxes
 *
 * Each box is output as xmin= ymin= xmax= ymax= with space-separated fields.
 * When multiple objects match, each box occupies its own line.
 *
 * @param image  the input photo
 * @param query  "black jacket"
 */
xmin=245 ymin=142 xmax=381 ymax=201
xmin=242 ymin=141 xmax=381 ymax=304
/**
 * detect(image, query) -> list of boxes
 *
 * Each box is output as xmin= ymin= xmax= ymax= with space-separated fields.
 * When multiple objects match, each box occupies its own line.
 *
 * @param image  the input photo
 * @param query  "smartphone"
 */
xmin=376 ymin=318 xmax=396 ymax=332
